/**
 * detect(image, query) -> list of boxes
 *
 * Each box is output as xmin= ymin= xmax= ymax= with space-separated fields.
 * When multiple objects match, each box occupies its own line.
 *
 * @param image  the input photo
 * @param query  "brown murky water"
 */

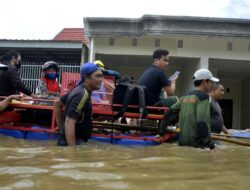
xmin=0 ymin=135 xmax=249 ymax=190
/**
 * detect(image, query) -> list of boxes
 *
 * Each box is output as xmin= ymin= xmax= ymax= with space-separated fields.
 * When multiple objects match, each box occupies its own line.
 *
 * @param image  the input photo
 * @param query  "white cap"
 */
xmin=0 ymin=63 xmax=8 ymax=71
xmin=193 ymin=69 xmax=219 ymax=82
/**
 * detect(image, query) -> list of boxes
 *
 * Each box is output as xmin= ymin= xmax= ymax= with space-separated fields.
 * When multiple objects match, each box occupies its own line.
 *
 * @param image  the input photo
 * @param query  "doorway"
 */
xmin=218 ymin=99 xmax=233 ymax=129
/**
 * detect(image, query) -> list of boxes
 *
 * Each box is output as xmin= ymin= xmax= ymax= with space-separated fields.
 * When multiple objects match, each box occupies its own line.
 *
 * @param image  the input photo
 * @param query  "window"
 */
xmin=178 ymin=40 xmax=183 ymax=48
xmin=227 ymin=42 xmax=232 ymax=51
xmin=109 ymin=38 xmax=115 ymax=46
xmin=132 ymin=38 xmax=138 ymax=47
xmin=155 ymin=39 xmax=160 ymax=47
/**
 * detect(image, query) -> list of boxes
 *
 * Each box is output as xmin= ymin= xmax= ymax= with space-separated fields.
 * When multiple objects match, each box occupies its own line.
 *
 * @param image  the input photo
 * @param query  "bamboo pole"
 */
xmin=212 ymin=135 xmax=250 ymax=147
xmin=212 ymin=133 xmax=250 ymax=140
xmin=92 ymin=121 xmax=158 ymax=132
xmin=162 ymin=128 xmax=250 ymax=147
xmin=92 ymin=121 xmax=250 ymax=146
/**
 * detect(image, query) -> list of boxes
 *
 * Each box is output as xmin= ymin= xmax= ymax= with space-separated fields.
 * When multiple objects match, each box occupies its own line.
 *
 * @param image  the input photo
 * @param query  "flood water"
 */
xmin=0 ymin=135 xmax=249 ymax=190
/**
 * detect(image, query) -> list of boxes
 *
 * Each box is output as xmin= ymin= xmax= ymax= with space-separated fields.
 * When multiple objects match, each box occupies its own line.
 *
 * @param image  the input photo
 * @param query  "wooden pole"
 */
xmin=165 ymin=128 xmax=250 ymax=147
xmin=211 ymin=135 xmax=250 ymax=146
xmin=92 ymin=121 xmax=158 ymax=132
xmin=92 ymin=121 xmax=250 ymax=146
xmin=212 ymin=133 xmax=250 ymax=140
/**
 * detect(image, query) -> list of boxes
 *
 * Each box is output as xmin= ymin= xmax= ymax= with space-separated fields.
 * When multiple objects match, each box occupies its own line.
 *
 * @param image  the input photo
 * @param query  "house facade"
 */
xmin=83 ymin=15 xmax=250 ymax=129
xmin=0 ymin=28 xmax=87 ymax=92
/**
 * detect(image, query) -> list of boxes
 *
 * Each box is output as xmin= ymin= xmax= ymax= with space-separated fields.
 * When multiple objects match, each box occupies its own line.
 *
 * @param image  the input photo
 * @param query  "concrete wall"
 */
xmin=91 ymin=35 xmax=250 ymax=129
xmin=93 ymin=36 xmax=250 ymax=60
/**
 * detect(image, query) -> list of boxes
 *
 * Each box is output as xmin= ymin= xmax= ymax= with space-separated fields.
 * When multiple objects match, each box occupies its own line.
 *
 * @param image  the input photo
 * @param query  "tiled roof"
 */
xmin=53 ymin=28 xmax=88 ymax=45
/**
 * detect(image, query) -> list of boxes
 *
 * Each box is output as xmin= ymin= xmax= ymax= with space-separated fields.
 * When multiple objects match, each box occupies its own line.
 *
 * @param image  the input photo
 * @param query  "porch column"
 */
xmin=199 ymin=56 xmax=209 ymax=69
xmin=89 ymin=37 xmax=95 ymax=62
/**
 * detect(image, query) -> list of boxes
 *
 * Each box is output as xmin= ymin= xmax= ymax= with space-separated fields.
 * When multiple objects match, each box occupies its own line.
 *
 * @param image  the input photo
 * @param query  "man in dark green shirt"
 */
xmin=158 ymin=69 xmax=219 ymax=149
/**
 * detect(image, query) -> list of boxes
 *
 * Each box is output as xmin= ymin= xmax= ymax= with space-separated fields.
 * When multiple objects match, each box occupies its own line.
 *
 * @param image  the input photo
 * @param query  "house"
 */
xmin=83 ymin=15 xmax=250 ymax=129
xmin=0 ymin=28 xmax=88 ymax=92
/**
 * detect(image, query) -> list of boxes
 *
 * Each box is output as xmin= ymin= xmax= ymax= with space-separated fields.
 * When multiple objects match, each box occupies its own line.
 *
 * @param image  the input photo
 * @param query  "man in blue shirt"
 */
xmin=139 ymin=49 xmax=176 ymax=106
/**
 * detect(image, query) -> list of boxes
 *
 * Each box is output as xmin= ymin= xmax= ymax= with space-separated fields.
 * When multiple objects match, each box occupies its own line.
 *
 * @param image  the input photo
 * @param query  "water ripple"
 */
xmin=16 ymin=147 xmax=50 ymax=154
xmin=0 ymin=167 xmax=48 ymax=174
xmin=53 ymin=170 xmax=123 ymax=180
xmin=52 ymin=158 xmax=69 ymax=162
xmin=98 ymin=181 xmax=129 ymax=189
xmin=0 ymin=179 xmax=34 ymax=190
xmin=50 ymin=162 xmax=105 ymax=169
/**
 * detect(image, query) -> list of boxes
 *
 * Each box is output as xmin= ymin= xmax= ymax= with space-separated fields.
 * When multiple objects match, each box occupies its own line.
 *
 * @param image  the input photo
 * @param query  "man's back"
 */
xmin=173 ymin=90 xmax=213 ymax=148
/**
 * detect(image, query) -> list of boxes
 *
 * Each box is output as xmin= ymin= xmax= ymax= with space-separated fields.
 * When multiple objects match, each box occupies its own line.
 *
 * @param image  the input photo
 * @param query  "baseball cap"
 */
xmin=0 ymin=63 xmax=8 ymax=71
xmin=94 ymin=60 xmax=105 ymax=70
xmin=80 ymin=62 xmax=100 ymax=79
xmin=193 ymin=69 xmax=219 ymax=82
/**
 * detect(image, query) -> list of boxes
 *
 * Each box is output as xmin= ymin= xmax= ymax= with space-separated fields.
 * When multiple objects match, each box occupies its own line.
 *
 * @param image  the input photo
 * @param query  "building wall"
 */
xmin=91 ymin=35 xmax=250 ymax=129
xmin=93 ymin=36 xmax=250 ymax=60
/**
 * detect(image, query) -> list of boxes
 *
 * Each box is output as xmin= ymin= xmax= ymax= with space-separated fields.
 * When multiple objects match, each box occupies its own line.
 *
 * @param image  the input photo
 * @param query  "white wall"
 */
xmin=93 ymin=36 xmax=250 ymax=61
xmin=92 ymin=35 xmax=250 ymax=129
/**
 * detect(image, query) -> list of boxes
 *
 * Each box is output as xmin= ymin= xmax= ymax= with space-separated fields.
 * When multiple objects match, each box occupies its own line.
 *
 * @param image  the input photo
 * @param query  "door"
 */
xmin=218 ymin=99 xmax=233 ymax=129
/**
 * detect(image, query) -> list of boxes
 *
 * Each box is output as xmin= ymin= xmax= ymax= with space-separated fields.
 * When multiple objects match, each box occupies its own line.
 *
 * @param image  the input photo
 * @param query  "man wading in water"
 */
xmin=55 ymin=62 xmax=103 ymax=146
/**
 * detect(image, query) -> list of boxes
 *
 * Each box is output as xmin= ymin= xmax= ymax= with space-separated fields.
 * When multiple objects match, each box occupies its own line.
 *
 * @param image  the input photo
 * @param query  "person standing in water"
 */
xmin=55 ymin=62 xmax=103 ymax=146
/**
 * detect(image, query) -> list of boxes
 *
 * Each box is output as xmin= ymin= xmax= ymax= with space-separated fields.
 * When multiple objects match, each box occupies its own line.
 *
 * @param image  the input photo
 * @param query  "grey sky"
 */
xmin=1 ymin=0 xmax=250 ymax=40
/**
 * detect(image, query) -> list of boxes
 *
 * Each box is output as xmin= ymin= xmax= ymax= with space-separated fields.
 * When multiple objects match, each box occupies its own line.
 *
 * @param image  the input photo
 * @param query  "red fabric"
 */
xmin=0 ymin=112 xmax=21 ymax=124
xmin=60 ymin=72 xmax=80 ymax=95
xmin=67 ymin=80 xmax=76 ymax=91
xmin=41 ymin=77 xmax=59 ymax=93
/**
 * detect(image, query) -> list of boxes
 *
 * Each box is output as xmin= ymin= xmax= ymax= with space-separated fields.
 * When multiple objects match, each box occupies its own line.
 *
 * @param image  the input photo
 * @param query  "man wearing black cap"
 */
xmin=55 ymin=62 xmax=103 ymax=146
xmin=157 ymin=69 xmax=219 ymax=150
xmin=0 ymin=62 xmax=22 ymax=123
xmin=0 ymin=51 xmax=35 ymax=97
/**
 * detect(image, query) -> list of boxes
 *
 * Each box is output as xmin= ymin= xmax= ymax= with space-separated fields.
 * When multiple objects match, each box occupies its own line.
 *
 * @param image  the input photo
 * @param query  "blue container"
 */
xmin=230 ymin=130 xmax=250 ymax=138
xmin=91 ymin=135 xmax=158 ymax=147
xmin=0 ymin=129 xmax=25 ymax=139
xmin=25 ymin=126 xmax=58 ymax=140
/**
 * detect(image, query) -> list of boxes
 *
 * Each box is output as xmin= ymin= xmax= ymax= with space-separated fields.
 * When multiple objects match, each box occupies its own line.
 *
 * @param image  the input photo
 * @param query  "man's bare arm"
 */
xmin=163 ymin=80 xmax=176 ymax=96
xmin=0 ymin=95 xmax=22 ymax=112
xmin=54 ymin=98 xmax=64 ymax=130
xmin=64 ymin=117 xmax=77 ymax=146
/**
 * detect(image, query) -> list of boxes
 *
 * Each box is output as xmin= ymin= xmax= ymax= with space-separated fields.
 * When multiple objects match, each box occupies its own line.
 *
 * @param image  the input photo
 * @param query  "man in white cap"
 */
xmin=156 ymin=69 xmax=219 ymax=150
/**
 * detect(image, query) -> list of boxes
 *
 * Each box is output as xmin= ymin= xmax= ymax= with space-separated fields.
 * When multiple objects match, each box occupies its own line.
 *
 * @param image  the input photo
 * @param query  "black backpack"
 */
xmin=112 ymin=80 xmax=147 ymax=121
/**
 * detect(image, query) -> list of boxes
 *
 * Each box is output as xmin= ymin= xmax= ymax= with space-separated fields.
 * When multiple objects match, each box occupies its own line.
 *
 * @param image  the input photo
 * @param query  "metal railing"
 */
xmin=19 ymin=61 xmax=80 ymax=93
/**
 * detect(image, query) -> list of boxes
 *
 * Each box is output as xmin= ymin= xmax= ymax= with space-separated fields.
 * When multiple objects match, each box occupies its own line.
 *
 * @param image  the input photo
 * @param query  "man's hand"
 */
xmin=154 ymin=134 xmax=164 ymax=143
xmin=9 ymin=94 xmax=23 ymax=100
xmin=54 ymin=126 xmax=61 ymax=131
xmin=30 ymin=93 xmax=38 ymax=99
